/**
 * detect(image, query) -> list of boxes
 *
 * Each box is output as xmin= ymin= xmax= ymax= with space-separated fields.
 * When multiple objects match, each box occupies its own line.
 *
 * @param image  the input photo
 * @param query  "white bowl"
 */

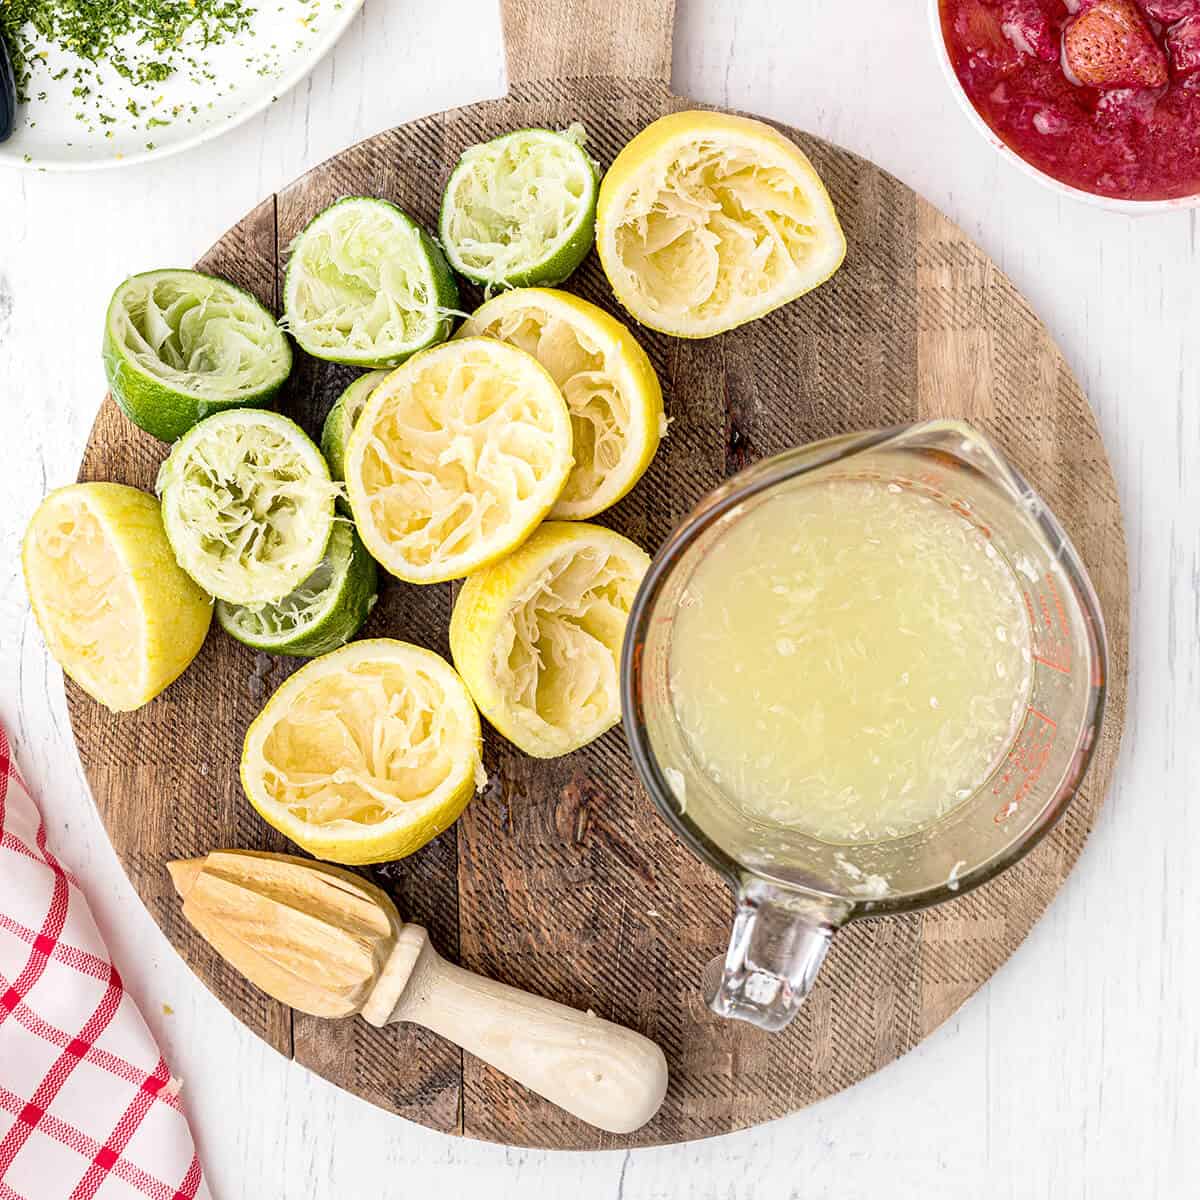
xmin=927 ymin=0 xmax=1200 ymax=214
xmin=0 ymin=0 xmax=363 ymax=172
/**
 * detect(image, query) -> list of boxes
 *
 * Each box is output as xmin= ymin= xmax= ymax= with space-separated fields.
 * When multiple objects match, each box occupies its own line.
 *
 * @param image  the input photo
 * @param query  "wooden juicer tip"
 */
xmin=167 ymin=850 xmax=668 ymax=1134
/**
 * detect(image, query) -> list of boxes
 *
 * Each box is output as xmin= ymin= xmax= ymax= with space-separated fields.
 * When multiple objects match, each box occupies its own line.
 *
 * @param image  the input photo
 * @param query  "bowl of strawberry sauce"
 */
xmin=933 ymin=0 xmax=1200 ymax=207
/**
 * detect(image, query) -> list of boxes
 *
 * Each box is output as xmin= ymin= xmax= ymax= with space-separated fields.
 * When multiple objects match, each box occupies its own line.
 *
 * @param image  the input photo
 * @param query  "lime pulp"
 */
xmin=283 ymin=197 xmax=459 ymax=368
xmin=439 ymin=125 xmax=600 ymax=289
xmin=103 ymin=268 xmax=292 ymax=443
xmin=157 ymin=408 xmax=336 ymax=605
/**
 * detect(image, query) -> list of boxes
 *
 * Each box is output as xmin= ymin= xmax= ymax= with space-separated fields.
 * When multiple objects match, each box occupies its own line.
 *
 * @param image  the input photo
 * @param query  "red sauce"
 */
xmin=940 ymin=0 xmax=1200 ymax=200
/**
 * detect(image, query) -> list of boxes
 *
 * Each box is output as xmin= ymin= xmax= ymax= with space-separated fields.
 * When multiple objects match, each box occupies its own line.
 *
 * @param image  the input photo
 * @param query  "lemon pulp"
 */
xmin=345 ymin=338 xmax=573 ymax=584
xmin=597 ymin=111 xmax=846 ymax=337
xmin=460 ymin=289 xmax=664 ymax=520
xmin=241 ymin=640 xmax=484 ymax=864
xmin=22 ymin=483 xmax=212 ymax=712
xmin=30 ymin=496 xmax=138 ymax=697
xmin=451 ymin=522 xmax=650 ymax=757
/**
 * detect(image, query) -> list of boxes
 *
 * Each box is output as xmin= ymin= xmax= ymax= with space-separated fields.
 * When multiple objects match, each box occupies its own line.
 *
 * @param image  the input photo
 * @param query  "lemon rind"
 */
xmin=450 ymin=522 xmax=650 ymax=759
xmin=241 ymin=639 xmax=484 ymax=865
xmin=596 ymin=111 xmax=847 ymax=339
xmin=458 ymin=288 xmax=664 ymax=521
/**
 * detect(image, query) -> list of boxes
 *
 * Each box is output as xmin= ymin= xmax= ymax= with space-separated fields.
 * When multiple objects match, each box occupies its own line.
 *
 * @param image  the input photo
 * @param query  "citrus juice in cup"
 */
xmin=625 ymin=421 xmax=1109 ymax=1031
xmin=667 ymin=475 xmax=1034 ymax=845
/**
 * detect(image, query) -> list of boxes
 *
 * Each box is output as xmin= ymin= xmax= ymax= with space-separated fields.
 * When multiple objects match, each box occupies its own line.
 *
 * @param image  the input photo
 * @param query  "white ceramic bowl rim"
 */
xmin=927 ymin=0 xmax=1200 ymax=214
xmin=0 ymin=0 xmax=364 ymax=173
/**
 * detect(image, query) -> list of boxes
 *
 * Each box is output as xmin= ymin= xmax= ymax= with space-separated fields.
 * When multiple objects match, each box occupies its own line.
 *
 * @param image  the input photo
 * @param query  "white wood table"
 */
xmin=1 ymin=2 xmax=1195 ymax=1195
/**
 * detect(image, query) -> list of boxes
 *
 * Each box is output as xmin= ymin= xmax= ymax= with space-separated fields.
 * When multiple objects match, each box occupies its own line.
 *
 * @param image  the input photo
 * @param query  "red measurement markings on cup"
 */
xmin=992 ymin=574 xmax=1073 ymax=821
xmin=992 ymin=707 xmax=1056 ymax=823
xmin=1024 ymin=572 xmax=1072 ymax=675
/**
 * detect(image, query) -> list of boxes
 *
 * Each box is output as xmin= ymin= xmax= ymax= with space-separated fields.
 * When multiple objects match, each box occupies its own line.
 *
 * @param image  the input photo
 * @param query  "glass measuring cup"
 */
xmin=621 ymin=420 xmax=1108 ymax=1032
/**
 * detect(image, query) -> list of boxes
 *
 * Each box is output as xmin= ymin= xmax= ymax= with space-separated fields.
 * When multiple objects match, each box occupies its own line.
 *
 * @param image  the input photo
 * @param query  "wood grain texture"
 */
xmin=65 ymin=1 xmax=1128 ymax=1154
xmin=502 ymin=0 xmax=675 ymax=86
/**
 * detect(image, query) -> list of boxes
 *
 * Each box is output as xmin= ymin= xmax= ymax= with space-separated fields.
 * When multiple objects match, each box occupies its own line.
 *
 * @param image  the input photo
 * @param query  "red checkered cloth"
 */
xmin=0 ymin=725 xmax=210 ymax=1200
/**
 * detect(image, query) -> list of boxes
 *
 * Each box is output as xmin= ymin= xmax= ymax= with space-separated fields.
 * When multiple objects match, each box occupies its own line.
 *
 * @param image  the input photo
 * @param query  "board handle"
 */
xmin=500 ymin=0 xmax=676 ymax=88
xmin=382 ymin=928 xmax=668 ymax=1133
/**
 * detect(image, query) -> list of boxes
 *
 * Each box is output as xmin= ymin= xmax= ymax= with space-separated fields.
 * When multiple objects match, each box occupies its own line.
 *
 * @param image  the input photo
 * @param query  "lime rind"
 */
xmin=439 ymin=126 xmax=600 ymax=289
xmin=283 ymin=197 xmax=459 ymax=367
xmin=157 ymin=408 xmax=337 ymax=605
xmin=216 ymin=521 xmax=378 ymax=657
xmin=104 ymin=269 xmax=292 ymax=442
xmin=320 ymin=369 xmax=391 ymax=484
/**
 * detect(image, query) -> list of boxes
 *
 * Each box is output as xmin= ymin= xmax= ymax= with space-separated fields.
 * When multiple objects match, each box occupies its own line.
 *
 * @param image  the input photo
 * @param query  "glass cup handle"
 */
xmin=704 ymin=882 xmax=850 ymax=1032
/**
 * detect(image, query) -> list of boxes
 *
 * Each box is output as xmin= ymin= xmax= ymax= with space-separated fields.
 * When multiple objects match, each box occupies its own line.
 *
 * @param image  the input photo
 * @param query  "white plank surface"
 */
xmin=1 ymin=1 xmax=1196 ymax=1195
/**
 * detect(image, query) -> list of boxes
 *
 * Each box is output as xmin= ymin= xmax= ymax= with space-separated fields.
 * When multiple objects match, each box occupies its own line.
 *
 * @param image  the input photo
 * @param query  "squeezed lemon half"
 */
xmin=22 ymin=483 xmax=212 ymax=712
xmin=450 ymin=522 xmax=650 ymax=758
xmin=240 ymin=639 xmax=485 ymax=864
xmin=459 ymin=288 xmax=665 ymax=520
xmin=596 ymin=111 xmax=846 ymax=338
xmin=344 ymin=338 xmax=573 ymax=584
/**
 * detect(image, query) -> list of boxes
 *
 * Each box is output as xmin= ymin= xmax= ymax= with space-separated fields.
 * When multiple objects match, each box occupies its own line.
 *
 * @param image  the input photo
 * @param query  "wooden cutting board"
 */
xmin=68 ymin=0 xmax=1129 ymax=1150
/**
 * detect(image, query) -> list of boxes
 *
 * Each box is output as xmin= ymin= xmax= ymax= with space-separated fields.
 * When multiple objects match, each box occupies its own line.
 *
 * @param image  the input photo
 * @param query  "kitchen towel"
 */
xmin=0 ymin=724 xmax=210 ymax=1200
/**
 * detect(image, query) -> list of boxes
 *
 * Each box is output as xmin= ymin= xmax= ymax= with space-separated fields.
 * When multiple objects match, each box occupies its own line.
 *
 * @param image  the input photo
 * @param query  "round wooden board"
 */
xmin=67 ymin=0 xmax=1128 ymax=1152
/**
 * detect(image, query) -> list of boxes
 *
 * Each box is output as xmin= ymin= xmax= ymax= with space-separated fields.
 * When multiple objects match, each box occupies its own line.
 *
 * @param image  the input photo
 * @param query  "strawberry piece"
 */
xmin=1063 ymin=0 xmax=1170 ymax=88
xmin=1140 ymin=2 xmax=1200 ymax=23
xmin=1001 ymin=0 xmax=1060 ymax=60
xmin=1167 ymin=14 xmax=1200 ymax=75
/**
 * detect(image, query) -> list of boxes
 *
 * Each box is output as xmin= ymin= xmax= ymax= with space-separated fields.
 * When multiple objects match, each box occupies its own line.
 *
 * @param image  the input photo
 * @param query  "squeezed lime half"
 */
xmin=439 ymin=125 xmax=600 ymax=289
xmin=103 ymin=269 xmax=292 ymax=443
xmin=283 ymin=197 xmax=459 ymax=367
xmin=157 ymin=408 xmax=337 ymax=605
xmin=216 ymin=521 xmax=378 ymax=657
